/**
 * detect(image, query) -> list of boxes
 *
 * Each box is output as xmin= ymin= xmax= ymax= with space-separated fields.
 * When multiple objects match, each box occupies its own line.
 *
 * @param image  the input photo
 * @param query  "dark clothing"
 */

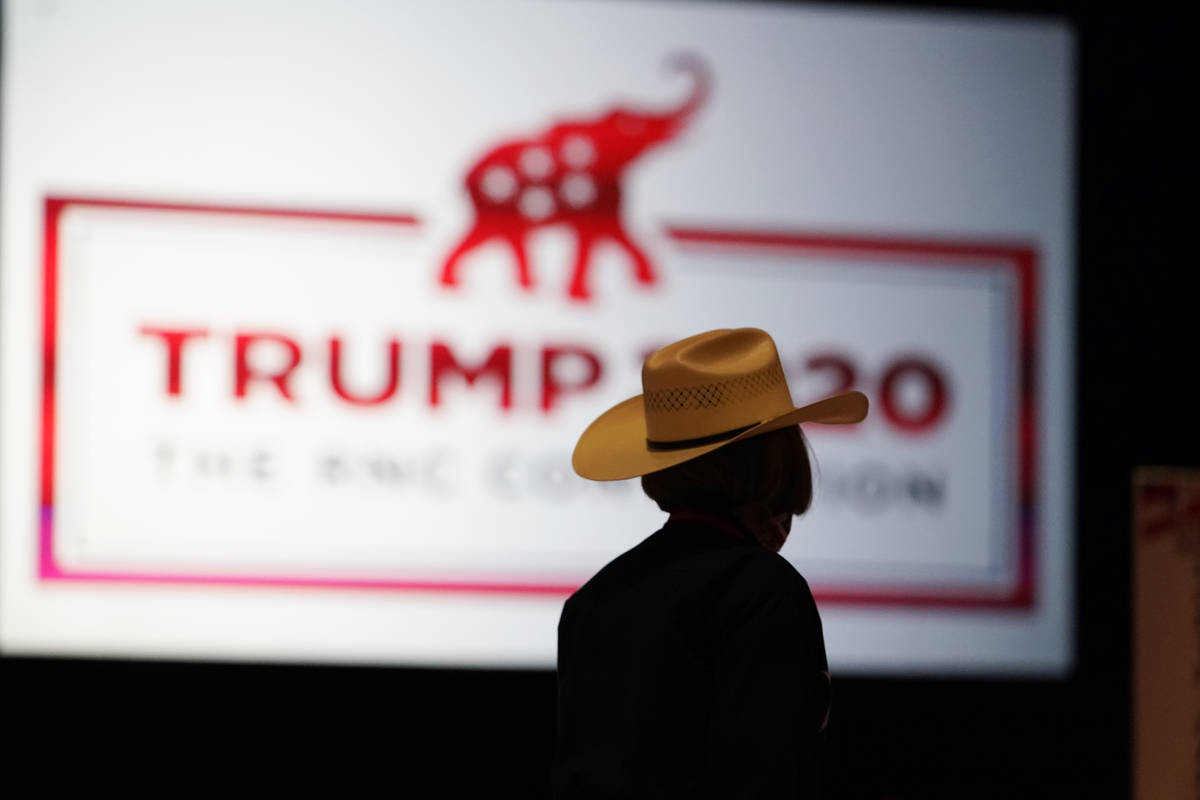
xmin=553 ymin=513 xmax=830 ymax=799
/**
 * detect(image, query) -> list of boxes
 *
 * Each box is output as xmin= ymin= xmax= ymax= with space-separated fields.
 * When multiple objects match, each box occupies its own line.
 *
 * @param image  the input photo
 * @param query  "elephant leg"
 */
xmin=505 ymin=231 xmax=535 ymax=290
xmin=567 ymin=233 xmax=597 ymax=301
xmin=440 ymin=221 xmax=492 ymax=288
xmin=609 ymin=225 xmax=656 ymax=286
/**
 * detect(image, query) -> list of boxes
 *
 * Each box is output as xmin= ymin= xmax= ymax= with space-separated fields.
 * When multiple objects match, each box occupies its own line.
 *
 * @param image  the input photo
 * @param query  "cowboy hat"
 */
xmin=572 ymin=328 xmax=868 ymax=481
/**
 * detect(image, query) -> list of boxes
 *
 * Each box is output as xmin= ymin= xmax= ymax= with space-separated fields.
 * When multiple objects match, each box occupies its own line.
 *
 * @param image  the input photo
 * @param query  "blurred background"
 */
xmin=0 ymin=0 xmax=1193 ymax=796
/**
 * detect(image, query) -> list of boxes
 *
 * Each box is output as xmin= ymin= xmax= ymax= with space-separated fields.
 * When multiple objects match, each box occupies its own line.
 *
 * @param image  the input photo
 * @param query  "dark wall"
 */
xmin=3 ymin=4 xmax=1194 ymax=796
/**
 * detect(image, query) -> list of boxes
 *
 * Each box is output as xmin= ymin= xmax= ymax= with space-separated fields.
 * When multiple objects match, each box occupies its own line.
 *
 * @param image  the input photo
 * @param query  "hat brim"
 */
xmin=572 ymin=390 xmax=869 ymax=481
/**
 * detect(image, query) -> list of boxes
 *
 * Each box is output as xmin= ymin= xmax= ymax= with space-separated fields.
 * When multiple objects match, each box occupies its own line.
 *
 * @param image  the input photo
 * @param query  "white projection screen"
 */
xmin=0 ymin=0 xmax=1074 ymax=674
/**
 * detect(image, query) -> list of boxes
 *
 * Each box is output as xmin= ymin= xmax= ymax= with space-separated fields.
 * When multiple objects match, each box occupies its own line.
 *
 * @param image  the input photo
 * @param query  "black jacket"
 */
xmin=553 ymin=513 xmax=830 ymax=798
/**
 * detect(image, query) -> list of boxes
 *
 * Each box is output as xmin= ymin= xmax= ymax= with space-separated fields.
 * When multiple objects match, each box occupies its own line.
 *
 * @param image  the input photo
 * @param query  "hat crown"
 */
xmin=641 ymin=328 xmax=795 ymax=443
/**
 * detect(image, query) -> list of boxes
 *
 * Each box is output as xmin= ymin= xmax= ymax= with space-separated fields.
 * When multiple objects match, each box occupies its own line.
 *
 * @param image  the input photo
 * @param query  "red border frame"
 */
xmin=39 ymin=197 xmax=1036 ymax=608
xmin=664 ymin=225 xmax=1038 ymax=609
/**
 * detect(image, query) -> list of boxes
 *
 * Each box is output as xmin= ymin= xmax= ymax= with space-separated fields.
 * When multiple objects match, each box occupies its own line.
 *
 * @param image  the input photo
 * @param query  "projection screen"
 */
xmin=0 ymin=0 xmax=1074 ymax=674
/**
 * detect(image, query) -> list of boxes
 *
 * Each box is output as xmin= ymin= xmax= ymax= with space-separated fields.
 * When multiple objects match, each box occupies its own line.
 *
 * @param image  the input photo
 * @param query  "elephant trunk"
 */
xmin=662 ymin=53 xmax=711 ymax=127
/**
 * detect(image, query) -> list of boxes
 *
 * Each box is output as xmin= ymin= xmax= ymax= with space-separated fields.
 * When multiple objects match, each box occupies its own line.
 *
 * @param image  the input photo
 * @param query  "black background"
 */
xmin=2 ymin=2 xmax=1195 ymax=796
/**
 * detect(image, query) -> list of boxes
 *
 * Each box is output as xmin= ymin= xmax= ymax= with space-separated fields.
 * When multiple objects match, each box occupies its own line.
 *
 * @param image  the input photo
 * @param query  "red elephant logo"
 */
xmin=439 ymin=54 xmax=710 ymax=301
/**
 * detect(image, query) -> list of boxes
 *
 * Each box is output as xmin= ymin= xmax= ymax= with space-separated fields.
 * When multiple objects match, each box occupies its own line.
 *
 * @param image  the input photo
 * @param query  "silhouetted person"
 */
xmin=555 ymin=328 xmax=868 ymax=798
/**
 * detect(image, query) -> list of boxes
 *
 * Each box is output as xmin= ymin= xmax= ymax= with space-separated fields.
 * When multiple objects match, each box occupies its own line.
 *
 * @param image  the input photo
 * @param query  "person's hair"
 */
xmin=640 ymin=425 xmax=813 ymax=521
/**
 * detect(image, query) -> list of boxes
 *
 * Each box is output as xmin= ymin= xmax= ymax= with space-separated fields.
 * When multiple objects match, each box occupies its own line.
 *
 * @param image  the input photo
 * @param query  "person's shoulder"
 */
xmin=728 ymin=544 xmax=812 ymax=595
xmin=706 ymin=547 xmax=821 ymax=636
xmin=561 ymin=526 xmax=666 ymax=612
xmin=704 ymin=547 xmax=824 ymax=651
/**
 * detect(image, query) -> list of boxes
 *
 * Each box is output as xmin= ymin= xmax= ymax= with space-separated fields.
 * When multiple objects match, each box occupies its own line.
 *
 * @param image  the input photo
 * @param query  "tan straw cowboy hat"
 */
xmin=572 ymin=328 xmax=868 ymax=481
